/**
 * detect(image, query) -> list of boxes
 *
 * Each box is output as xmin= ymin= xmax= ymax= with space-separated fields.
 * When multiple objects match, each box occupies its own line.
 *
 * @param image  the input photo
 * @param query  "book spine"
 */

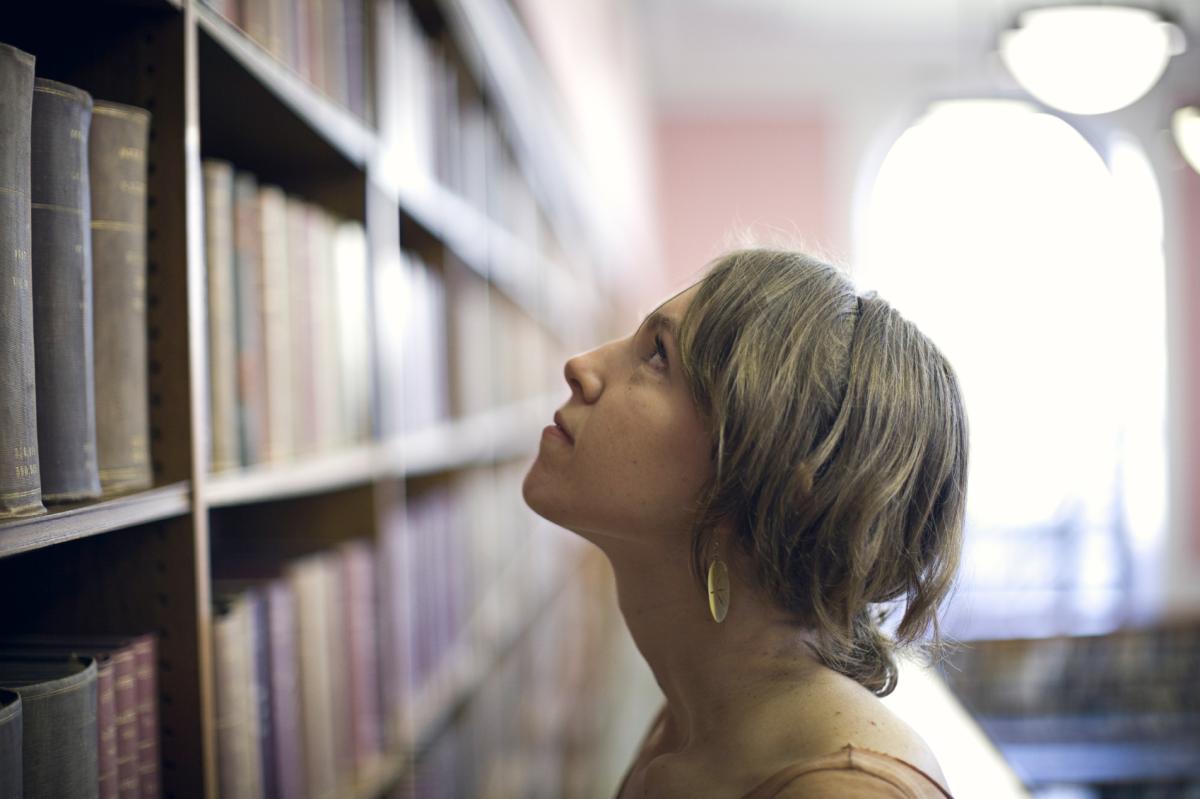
xmin=323 ymin=553 xmax=352 ymax=787
xmin=288 ymin=556 xmax=337 ymax=799
xmin=265 ymin=579 xmax=304 ymax=799
xmin=96 ymin=655 xmax=118 ymax=799
xmin=232 ymin=172 xmax=265 ymax=466
xmin=257 ymin=185 xmax=293 ymax=463
xmin=0 ymin=689 xmax=21 ymax=799
xmin=249 ymin=590 xmax=275 ymax=799
xmin=2 ymin=655 xmax=99 ymax=799
xmin=30 ymin=77 xmax=100 ymax=502
xmin=333 ymin=221 xmax=369 ymax=444
xmin=131 ymin=635 xmax=159 ymax=799
xmin=0 ymin=43 xmax=44 ymax=519
xmin=307 ymin=207 xmax=338 ymax=451
xmin=89 ymin=100 xmax=152 ymax=495
xmin=340 ymin=540 xmax=381 ymax=772
xmin=202 ymin=159 xmax=240 ymax=472
xmin=344 ymin=0 xmax=366 ymax=119
xmin=110 ymin=646 xmax=140 ymax=798
xmin=306 ymin=0 xmax=328 ymax=98
xmin=213 ymin=594 xmax=259 ymax=799
xmin=285 ymin=197 xmax=317 ymax=457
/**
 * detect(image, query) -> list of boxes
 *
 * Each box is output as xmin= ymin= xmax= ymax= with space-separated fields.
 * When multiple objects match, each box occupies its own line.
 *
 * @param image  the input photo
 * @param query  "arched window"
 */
xmin=856 ymin=100 xmax=1168 ymax=638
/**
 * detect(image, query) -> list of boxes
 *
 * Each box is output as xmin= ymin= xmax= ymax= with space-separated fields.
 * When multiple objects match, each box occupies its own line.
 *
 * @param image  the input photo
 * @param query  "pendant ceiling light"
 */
xmin=1171 ymin=106 xmax=1200 ymax=173
xmin=999 ymin=5 xmax=1185 ymax=115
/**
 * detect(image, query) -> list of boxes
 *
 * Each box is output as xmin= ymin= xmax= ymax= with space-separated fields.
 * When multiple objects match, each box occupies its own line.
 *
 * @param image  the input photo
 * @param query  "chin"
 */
xmin=521 ymin=467 xmax=597 ymax=543
xmin=521 ymin=462 xmax=559 ymax=522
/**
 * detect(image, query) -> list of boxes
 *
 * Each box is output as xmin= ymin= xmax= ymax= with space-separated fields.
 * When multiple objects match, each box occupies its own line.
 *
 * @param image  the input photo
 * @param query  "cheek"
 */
xmin=522 ymin=385 xmax=713 ymax=538
xmin=576 ymin=397 xmax=711 ymax=526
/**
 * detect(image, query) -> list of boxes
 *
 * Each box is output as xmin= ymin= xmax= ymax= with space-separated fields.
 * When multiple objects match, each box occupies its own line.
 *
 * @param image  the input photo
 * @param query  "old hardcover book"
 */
xmin=339 ymin=540 xmax=381 ymax=772
xmin=257 ymin=185 xmax=293 ymax=463
xmin=0 ymin=688 xmax=20 ymax=799
xmin=0 ymin=43 xmax=44 ymax=519
xmin=285 ymin=197 xmax=317 ymax=457
xmin=0 ymin=654 xmax=98 ymax=799
xmin=306 ymin=206 xmax=338 ymax=452
xmin=202 ymin=159 xmax=240 ymax=472
xmin=332 ymin=221 xmax=369 ymax=446
xmin=30 ymin=78 xmax=100 ymax=502
xmin=264 ymin=578 xmax=304 ymax=799
xmin=0 ymin=635 xmax=157 ymax=799
xmin=232 ymin=172 xmax=266 ymax=466
xmin=288 ymin=554 xmax=337 ymax=799
xmin=130 ymin=634 xmax=159 ymax=799
xmin=94 ymin=653 xmax=117 ymax=799
xmin=212 ymin=589 xmax=264 ymax=799
xmin=105 ymin=645 xmax=139 ymax=798
xmin=89 ymin=100 xmax=152 ymax=495
xmin=248 ymin=587 xmax=275 ymax=799
xmin=0 ymin=639 xmax=136 ymax=798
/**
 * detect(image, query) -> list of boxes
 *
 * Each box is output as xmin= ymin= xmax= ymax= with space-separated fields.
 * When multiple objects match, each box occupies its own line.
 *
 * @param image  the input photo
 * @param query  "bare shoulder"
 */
xmin=776 ymin=669 xmax=948 ymax=789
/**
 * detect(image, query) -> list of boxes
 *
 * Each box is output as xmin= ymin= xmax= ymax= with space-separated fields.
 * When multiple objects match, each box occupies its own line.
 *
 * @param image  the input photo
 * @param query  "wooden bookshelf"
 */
xmin=206 ymin=446 xmax=381 ymax=507
xmin=0 ymin=483 xmax=191 ymax=559
xmin=194 ymin=2 xmax=376 ymax=169
xmin=0 ymin=0 xmax=621 ymax=796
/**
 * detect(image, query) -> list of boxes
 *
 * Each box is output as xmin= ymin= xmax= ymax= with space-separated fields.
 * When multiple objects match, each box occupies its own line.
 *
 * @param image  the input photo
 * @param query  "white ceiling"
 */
xmin=636 ymin=0 xmax=1200 ymax=109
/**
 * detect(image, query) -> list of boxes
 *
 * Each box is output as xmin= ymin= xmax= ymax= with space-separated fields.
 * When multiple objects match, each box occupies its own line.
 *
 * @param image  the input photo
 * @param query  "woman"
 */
xmin=523 ymin=248 xmax=967 ymax=797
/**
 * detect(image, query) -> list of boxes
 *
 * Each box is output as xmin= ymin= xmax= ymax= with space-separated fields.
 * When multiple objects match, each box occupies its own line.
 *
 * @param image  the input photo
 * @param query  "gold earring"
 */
xmin=707 ymin=538 xmax=730 ymax=623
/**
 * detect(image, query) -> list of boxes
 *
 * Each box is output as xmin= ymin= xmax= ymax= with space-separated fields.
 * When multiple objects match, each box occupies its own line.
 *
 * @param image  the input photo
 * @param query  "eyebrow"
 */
xmin=635 ymin=310 xmax=678 ymax=340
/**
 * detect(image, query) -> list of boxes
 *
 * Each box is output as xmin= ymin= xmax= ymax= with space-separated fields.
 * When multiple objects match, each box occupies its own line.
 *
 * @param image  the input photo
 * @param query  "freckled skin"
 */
xmin=522 ymin=285 xmax=712 ymax=549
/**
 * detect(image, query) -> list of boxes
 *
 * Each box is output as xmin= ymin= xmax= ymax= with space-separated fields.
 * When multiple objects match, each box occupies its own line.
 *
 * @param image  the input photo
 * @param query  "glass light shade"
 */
xmin=1172 ymin=106 xmax=1200 ymax=173
xmin=999 ymin=5 xmax=1185 ymax=115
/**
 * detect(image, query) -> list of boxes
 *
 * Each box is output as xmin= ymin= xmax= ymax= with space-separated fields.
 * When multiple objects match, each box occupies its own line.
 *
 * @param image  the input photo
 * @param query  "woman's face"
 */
xmin=522 ymin=285 xmax=714 ymax=544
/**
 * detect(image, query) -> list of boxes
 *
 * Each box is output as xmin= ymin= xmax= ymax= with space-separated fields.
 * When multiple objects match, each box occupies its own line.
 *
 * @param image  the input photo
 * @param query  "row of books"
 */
xmin=942 ymin=624 xmax=1200 ymax=791
xmin=943 ymin=622 xmax=1200 ymax=721
xmin=212 ymin=541 xmax=380 ymax=799
xmin=395 ymin=536 xmax=614 ymax=799
xmin=383 ymin=2 xmax=541 ymax=246
xmin=208 ymin=458 xmax=565 ymax=798
xmin=375 ymin=250 xmax=450 ymax=438
xmin=374 ymin=247 xmax=557 ymax=437
xmin=0 ymin=633 xmax=159 ymax=799
xmin=380 ymin=461 xmax=558 ymax=723
xmin=438 ymin=263 xmax=558 ymax=420
xmin=202 ymin=159 xmax=371 ymax=473
xmin=200 ymin=0 xmax=371 ymax=121
xmin=0 ymin=43 xmax=153 ymax=520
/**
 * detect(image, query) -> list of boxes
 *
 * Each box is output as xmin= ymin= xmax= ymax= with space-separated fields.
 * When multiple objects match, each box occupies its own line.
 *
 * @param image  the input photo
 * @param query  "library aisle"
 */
xmin=0 ymin=0 xmax=648 ymax=796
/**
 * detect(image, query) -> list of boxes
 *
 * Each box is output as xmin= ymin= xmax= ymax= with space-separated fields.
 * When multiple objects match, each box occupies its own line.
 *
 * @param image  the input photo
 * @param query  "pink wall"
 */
xmin=1183 ymin=166 xmax=1200 ymax=559
xmin=655 ymin=113 xmax=833 ymax=289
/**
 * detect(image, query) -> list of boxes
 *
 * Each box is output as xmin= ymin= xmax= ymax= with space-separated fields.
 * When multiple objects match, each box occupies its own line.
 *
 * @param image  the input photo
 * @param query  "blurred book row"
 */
xmin=943 ymin=623 xmax=1200 ymax=793
xmin=0 ymin=634 xmax=160 ymax=799
xmin=382 ymin=2 xmax=542 ymax=248
xmin=200 ymin=0 xmax=371 ymax=121
xmin=0 ymin=43 xmax=153 ymax=520
xmin=207 ymin=461 xmax=595 ymax=798
xmin=202 ymin=159 xmax=371 ymax=472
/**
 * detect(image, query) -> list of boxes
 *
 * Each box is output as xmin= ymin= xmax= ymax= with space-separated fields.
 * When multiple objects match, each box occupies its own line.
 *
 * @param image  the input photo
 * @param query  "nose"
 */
xmin=564 ymin=348 xmax=603 ymax=403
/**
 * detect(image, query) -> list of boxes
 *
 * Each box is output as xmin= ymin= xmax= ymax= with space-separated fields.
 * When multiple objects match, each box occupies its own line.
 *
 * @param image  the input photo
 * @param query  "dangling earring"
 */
xmin=707 ymin=537 xmax=730 ymax=623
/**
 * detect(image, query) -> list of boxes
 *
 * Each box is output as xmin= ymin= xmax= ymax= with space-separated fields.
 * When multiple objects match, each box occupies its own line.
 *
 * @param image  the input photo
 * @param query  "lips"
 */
xmin=553 ymin=411 xmax=575 ymax=444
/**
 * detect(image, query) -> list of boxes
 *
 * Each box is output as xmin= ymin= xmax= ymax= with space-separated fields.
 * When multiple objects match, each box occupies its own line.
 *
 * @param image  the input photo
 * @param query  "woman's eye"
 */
xmin=647 ymin=334 xmax=668 ymax=371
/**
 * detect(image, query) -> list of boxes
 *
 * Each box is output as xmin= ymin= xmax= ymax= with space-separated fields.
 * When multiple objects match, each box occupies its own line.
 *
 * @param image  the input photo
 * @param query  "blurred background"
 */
xmin=2 ymin=0 xmax=1196 ymax=797
xmin=510 ymin=0 xmax=1200 ymax=796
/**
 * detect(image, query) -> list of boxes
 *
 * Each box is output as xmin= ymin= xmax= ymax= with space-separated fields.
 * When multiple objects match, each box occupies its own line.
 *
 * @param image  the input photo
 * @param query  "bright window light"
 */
xmin=1000 ymin=5 xmax=1184 ymax=115
xmin=1171 ymin=105 xmax=1200 ymax=173
xmin=857 ymin=100 xmax=1168 ymax=636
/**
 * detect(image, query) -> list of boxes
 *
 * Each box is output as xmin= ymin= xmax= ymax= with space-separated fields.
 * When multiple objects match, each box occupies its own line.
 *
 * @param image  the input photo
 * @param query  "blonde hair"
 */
xmin=677 ymin=248 xmax=969 ymax=696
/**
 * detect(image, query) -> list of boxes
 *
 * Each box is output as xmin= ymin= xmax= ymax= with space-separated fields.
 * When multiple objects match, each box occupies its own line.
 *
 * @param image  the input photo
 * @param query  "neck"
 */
xmin=601 ymin=534 xmax=825 ymax=755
